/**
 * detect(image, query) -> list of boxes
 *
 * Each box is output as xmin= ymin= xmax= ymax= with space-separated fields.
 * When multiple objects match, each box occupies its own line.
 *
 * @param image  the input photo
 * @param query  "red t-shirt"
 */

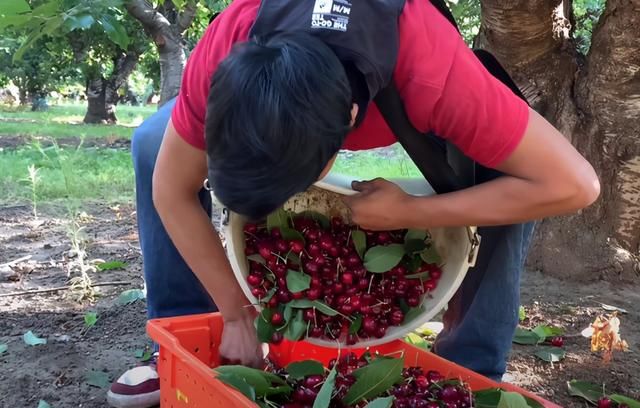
xmin=172 ymin=0 xmax=529 ymax=168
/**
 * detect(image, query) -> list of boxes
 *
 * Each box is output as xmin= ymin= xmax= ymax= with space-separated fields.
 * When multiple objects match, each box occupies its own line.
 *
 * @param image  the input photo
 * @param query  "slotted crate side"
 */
xmin=148 ymin=313 xmax=561 ymax=408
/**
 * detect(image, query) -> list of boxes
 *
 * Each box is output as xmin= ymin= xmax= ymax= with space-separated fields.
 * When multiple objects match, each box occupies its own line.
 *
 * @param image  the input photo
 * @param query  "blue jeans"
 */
xmin=132 ymin=97 xmax=535 ymax=381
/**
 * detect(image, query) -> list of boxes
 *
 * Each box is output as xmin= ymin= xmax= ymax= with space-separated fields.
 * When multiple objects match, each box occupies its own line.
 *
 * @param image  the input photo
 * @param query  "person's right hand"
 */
xmin=219 ymin=308 xmax=264 ymax=368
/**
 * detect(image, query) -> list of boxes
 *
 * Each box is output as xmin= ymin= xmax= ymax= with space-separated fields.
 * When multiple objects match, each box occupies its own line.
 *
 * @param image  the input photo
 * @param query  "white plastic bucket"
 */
xmin=220 ymin=173 xmax=480 ymax=348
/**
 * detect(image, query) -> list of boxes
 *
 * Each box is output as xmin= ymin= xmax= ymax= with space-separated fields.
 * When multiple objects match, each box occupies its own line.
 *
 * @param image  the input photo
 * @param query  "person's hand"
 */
xmin=342 ymin=178 xmax=415 ymax=230
xmin=219 ymin=307 xmax=264 ymax=368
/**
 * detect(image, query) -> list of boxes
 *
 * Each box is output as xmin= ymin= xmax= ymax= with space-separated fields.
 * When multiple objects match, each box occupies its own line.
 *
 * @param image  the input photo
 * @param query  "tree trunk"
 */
xmin=477 ymin=0 xmax=640 ymax=280
xmin=84 ymin=78 xmax=117 ymax=124
xmin=126 ymin=0 xmax=198 ymax=107
xmin=18 ymin=87 xmax=28 ymax=106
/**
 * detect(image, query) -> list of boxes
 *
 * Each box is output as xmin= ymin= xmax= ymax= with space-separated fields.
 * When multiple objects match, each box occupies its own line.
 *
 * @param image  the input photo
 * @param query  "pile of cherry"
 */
xmin=243 ymin=211 xmax=443 ymax=344
xmin=216 ymin=352 xmax=475 ymax=408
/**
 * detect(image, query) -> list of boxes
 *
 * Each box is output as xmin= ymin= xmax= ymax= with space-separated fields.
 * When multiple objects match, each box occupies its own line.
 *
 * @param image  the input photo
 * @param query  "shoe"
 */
xmin=106 ymin=354 xmax=160 ymax=408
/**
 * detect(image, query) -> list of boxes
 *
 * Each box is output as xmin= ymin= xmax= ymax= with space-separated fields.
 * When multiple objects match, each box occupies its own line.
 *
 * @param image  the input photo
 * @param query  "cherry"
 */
xmin=308 ymin=243 xmax=322 ymax=257
xmin=303 ymin=308 xmax=316 ymax=322
xmin=362 ymin=316 xmax=377 ymax=334
xmin=276 ymin=289 xmax=292 ymax=303
xmin=427 ymin=370 xmax=444 ymax=384
xmin=374 ymin=325 xmax=387 ymax=338
xmin=350 ymin=296 xmax=361 ymax=312
xmin=424 ymin=279 xmax=437 ymax=291
xmin=440 ymin=385 xmax=461 ymax=403
xmin=289 ymin=240 xmax=304 ymax=253
xmin=305 ymin=229 xmax=320 ymax=241
xmin=426 ymin=403 xmax=440 ymax=408
xmin=243 ymin=223 xmax=258 ymax=234
xmin=331 ymin=216 xmax=343 ymax=229
xmin=310 ymin=326 xmax=323 ymax=337
xmin=551 ymin=336 xmax=564 ymax=347
xmin=319 ymin=236 xmax=334 ymax=251
xmin=430 ymin=268 xmax=442 ymax=280
xmin=303 ymin=374 xmax=324 ymax=389
xmin=274 ymin=264 xmax=287 ymax=277
xmin=346 ymin=333 xmax=358 ymax=345
xmin=340 ymin=303 xmax=354 ymax=315
xmin=346 ymin=254 xmax=361 ymax=267
xmin=275 ymin=239 xmax=289 ymax=253
xmin=251 ymin=287 xmax=266 ymax=298
xmin=598 ymin=397 xmax=612 ymax=408
xmin=291 ymin=291 xmax=305 ymax=300
xmin=407 ymin=295 xmax=421 ymax=307
xmin=376 ymin=232 xmax=392 ymax=244
xmin=341 ymin=272 xmax=354 ymax=285
xmin=247 ymin=274 xmax=263 ymax=287
xmin=328 ymin=246 xmax=340 ymax=257
xmin=357 ymin=277 xmax=370 ymax=290
xmin=277 ymin=277 xmax=287 ymax=288
xmin=271 ymin=331 xmax=283 ymax=344
xmin=311 ymin=277 xmax=322 ymax=287
xmin=415 ymin=375 xmax=429 ymax=390
xmin=270 ymin=227 xmax=282 ymax=238
xmin=267 ymin=297 xmax=279 ymax=308
xmin=333 ymin=282 xmax=345 ymax=294
xmin=271 ymin=312 xmax=284 ymax=325
xmin=257 ymin=242 xmax=274 ymax=260
xmin=361 ymin=293 xmax=375 ymax=305
xmin=390 ymin=309 xmax=404 ymax=325
xmin=304 ymin=261 xmax=320 ymax=274
xmin=353 ymin=267 xmax=367 ymax=278
xmin=244 ymin=246 xmax=256 ymax=256
xmin=307 ymin=288 xmax=322 ymax=300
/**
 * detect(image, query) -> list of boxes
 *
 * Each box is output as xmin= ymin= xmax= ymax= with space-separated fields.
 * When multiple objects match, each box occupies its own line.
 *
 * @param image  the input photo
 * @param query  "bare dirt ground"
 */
xmin=0 ymin=204 xmax=638 ymax=407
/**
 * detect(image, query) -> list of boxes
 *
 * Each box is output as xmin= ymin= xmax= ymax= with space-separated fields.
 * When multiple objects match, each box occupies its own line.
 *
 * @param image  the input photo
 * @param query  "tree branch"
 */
xmin=125 ymin=0 xmax=172 ymax=35
xmin=176 ymin=0 xmax=198 ymax=33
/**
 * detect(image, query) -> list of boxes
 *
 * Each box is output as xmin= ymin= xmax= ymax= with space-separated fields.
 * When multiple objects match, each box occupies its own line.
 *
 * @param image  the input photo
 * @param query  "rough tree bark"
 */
xmin=83 ymin=49 xmax=143 ymax=124
xmin=126 ymin=0 xmax=198 ymax=106
xmin=476 ymin=0 xmax=640 ymax=280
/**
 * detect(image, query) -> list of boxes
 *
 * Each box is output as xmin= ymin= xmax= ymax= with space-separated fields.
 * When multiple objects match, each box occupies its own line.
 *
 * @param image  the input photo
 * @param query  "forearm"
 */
xmin=154 ymin=191 xmax=251 ymax=321
xmin=405 ymin=174 xmax=589 ymax=229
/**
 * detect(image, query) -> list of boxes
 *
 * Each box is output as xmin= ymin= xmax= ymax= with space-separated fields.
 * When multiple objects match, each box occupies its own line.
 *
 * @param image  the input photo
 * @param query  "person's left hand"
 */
xmin=342 ymin=178 xmax=415 ymax=230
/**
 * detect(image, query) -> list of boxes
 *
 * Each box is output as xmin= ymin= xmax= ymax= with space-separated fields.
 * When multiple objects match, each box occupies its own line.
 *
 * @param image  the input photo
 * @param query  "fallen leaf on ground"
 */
xmin=23 ymin=331 xmax=47 ymax=346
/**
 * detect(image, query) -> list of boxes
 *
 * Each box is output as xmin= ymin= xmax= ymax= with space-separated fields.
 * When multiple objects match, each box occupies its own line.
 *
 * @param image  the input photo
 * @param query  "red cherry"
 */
xmin=376 ymin=232 xmax=392 ymax=244
xmin=430 ymin=268 xmax=442 ymax=280
xmin=303 ymin=308 xmax=316 ymax=321
xmin=349 ymin=296 xmax=361 ymax=312
xmin=310 ymin=326 xmax=323 ymax=337
xmin=551 ymin=336 xmax=564 ymax=347
xmin=439 ymin=385 xmax=461 ymax=403
xmin=291 ymin=291 xmax=305 ymax=300
xmin=274 ymin=264 xmax=287 ymax=277
xmin=427 ymin=370 xmax=444 ymax=384
xmin=362 ymin=316 xmax=377 ymax=334
xmin=319 ymin=236 xmax=334 ymax=251
xmin=289 ymin=240 xmax=304 ymax=253
xmin=357 ymin=277 xmax=370 ymax=290
xmin=244 ymin=246 xmax=256 ymax=256
xmin=307 ymin=288 xmax=322 ymax=300
xmin=275 ymin=239 xmax=289 ymax=253
xmin=304 ymin=261 xmax=320 ymax=274
xmin=328 ymin=246 xmax=340 ymax=257
xmin=271 ymin=312 xmax=284 ymax=325
xmin=305 ymin=229 xmax=320 ymax=241
xmin=271 ymin=331 xmax=283 ymax=344
xmin=333 ymin=282 xmax=344 ymax=294
xmin=598 ymin=398 xmax=613 ymax=408
xmin=303 ymin=374 xmax=324 ymax=389
xmin=268 ymin=297 xmax=279 ymax=308
xmin=346 ymin=333 xmax=358 ymax=345
xmin=247 ymin=274 xmax=263 ymax=287
xmin=308 ymin=243 xmax=322 ymax=257
xmin=341 ymin=272 xmax=354 ymax=285
xmin=270 ymin=227 xmax=282 ymax=238
xmin=258 ymin=242 xmax=274 ymax=260
xmin=340 ymin=303 xmax=354 ymax=315
xmin=346 ymin=254 xmax=361 ymax=268
xmin=276 ymin=289 xmax=292 ymax=303
xmin=243 ymin=223 xmax=258 ymax=234
xmin=423 ymin=279 xmax=437 ymax=291
xmin=374 ymin=325 xmax=388 ymax=338
xmin=251 ymin=287 xmax=266 ymax=298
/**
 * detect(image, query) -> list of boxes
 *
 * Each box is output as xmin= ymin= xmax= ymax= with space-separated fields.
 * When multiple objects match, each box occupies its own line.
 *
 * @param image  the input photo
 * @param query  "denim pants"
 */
xmin=132 ymin=98 xmax=535 ymax=381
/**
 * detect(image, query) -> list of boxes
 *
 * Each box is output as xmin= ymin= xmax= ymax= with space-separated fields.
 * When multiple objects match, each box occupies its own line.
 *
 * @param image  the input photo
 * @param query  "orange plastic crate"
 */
xmin=147 ymin=313 xmax=560 ymax=408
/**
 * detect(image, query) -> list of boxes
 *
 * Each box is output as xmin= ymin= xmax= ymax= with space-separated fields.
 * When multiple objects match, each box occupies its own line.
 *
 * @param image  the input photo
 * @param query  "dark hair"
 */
xmin=205 ymin=32 xmax=352 ymax=220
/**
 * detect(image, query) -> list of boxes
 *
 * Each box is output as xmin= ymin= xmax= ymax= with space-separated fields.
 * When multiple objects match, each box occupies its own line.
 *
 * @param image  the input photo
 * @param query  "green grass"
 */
xmin=0 ymin=145 xmax=134 ymax=206
xmin=332 ymin=146 xmax=421 ymax=179
xmin=0 ymin=103 xmax=154 ymax=139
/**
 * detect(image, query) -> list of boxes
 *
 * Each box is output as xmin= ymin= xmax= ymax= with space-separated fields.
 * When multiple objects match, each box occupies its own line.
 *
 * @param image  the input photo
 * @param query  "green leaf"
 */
xmin=285 ymin=310 xmax=307 ymax=341
xmin=405 ymin=271 xmax=430 ymax=280
xmin=13 ymin=30 xmax=45 ymax=62
xmin=286 ymin=252 xmax=301 ymax=265
xmin=313 ymin=367 xmax=337 ymax=408
xmin=404 ymin=332 xmax=429 ymax=350
xmin=286 ymin=360 xmax=325 ymax=380
xmin=567 ymin=380 xmax=603 ymax=404
xmin=247 ymin=254 xmax=266 ymax=264
xmin=134 ymin=348 xmax=153 ymax=362
xmin=281 ymin=227 xmax=305 ymax=243
xmin=406 ymin=254 xmax=423 ymax=273
xmin=534 ymin=346 xmax=566 ymax=363
xmin=37 ymin=400 xmax=51 ymax=408
xmin=610 ymin=395 xmax=640 ymax=408
xmin=474 ymin=388 xmax=503 ymax=407
xmin=419 ymin=245 xmax=442 ymax=265
xmin=263 ymin=384 xmax=293 ymax=397
xmin=352 ymin=230 xmax=367 ymax=259
xmin=86 ymin=370 xmax=110 ymax=388
xmin=343 ymin=357 xmax=404 ymax=405
xmin=299 ymin=211 xmax=330 ymax=230
xmin=84 ymin=312 xmax=98 ymax=328
xmin=267 ymin=208 xmax=289 ymax=232
xmin=0 ymin=344 xmax=7 ymax=355
xmin=512 ymin=328 xmax=544 ymax=345
xmin=117 ymin=289 xmax=146 ymax=305
xmin=349 ymin=315 xmax=363 ymax=334
xmin=404 ymin=239 xmax=427 ymax=254
xmin=532 ymin=325 xmax=564 ymax=340
xmin=404 ymin=229 xmax=427 ymax=242
xmin=256 ymin=309 xmax=276 ymax=343
xmin=288 ymin=299 xmax=339 ymax=317
xmin=403 ymin=307 xmax=423 ymax=324
xmin=519 ymin=306 xmax=526 ymax=322
xmin=64 ymin=14 xmax=95 ymax=31
xmin=217 ymin=373 xmax=257 ymax=401
xmin=23 ymin=331 xmax=46 ymax=346
xmin=96 ymin=260 xmax=127 ymax=271
xmin=283 ymin=303 xmax=293 ymax=324
xmin=216 ymin=365 xmax=285 ymax=397
xmin=365 ymin=396 xmax=395 ymax=408
xmin=498 ymin=391 xmax=531 ymax=408
xmin=0 ymin=0 xmax=30 ymax=15
xmin=262 ymin=287 xmax=277 ymax=303
xmin=99 ymin=15 xmax=130 ymax=50
xmin=364 ymin=244 xmax=405 ymax=273
xmin=286 ymin=269 xmax=311 ymax=293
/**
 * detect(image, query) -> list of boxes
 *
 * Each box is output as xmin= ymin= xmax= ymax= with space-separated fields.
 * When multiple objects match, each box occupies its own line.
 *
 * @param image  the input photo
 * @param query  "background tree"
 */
xmin=449 ymin=0 xmax=638 ymax=279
